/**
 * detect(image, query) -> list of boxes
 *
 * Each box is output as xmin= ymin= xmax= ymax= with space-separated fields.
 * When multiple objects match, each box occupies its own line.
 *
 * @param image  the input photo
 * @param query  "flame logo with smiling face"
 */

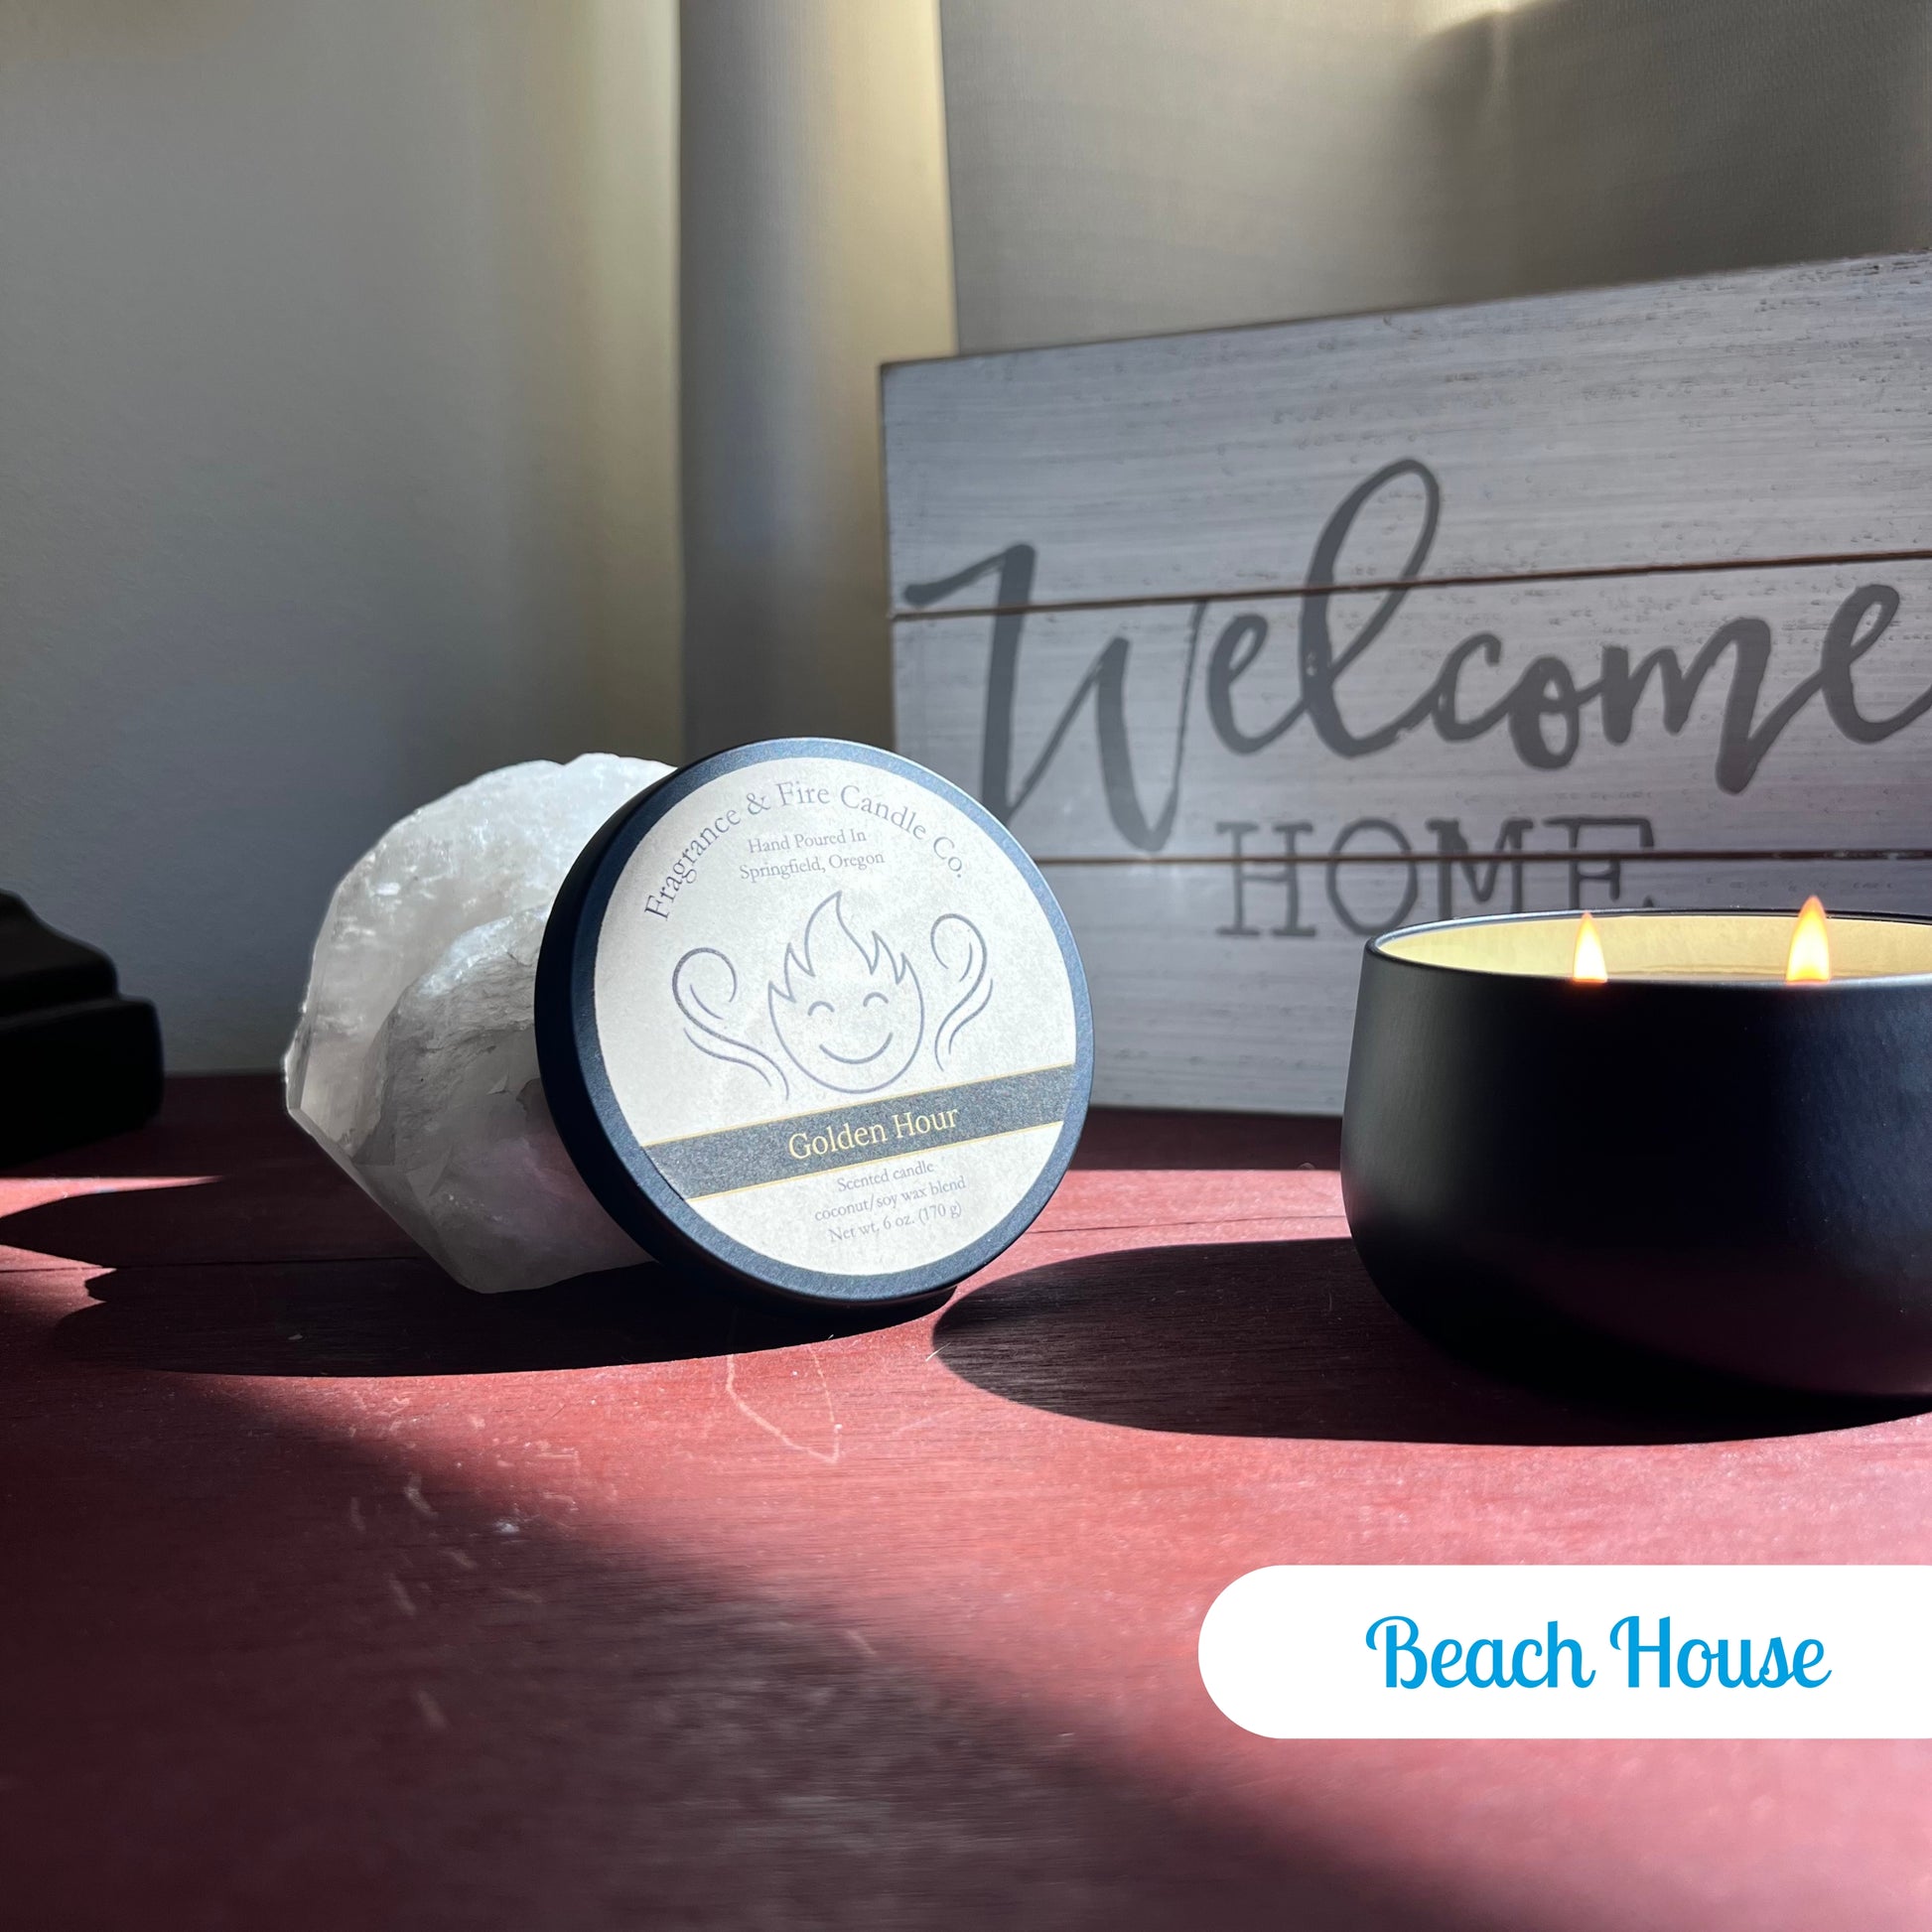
xmin=767 ymin=894 xmax=925 ymax=1094
xmin=671 ymin=892 xmax=992 ymax=1102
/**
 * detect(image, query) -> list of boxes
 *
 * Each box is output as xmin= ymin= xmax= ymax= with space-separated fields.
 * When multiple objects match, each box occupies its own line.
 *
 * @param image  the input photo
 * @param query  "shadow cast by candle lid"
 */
xmin=50 ymin=1259 xmax=943 ymax=1376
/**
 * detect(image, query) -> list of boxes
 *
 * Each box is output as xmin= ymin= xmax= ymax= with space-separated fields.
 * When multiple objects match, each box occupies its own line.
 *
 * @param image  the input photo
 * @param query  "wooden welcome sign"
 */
xmin=882 ymin=252 xmax=1932 ymax=1112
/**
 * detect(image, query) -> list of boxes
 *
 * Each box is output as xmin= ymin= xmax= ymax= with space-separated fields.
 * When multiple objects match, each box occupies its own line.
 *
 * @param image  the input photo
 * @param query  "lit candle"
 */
xmin=1342 ymin=899 xmax=1932 ymax=1396
xmin=1570 ymin=910 xmax=1607 ymax=984
xmin=1785 ymin=896 xmax=1831 ymax=983
xmin=1379 ymin=901 xmax=1907 ymax=985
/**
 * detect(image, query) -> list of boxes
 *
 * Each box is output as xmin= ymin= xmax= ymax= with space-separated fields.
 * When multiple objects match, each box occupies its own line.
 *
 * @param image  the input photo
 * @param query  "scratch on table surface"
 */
xmin=402 ymin=1474 xmax=437 ymax=1518
xmin=387 ymin=1576 xmax=418 ymax=1617
xmin=442 ymin=1548 xmax=479 ymax=1572
xmin=347 ymin=1496 xmax=365 ymax=1535
xmin=412 ymin=1687 xmax=449 ymax=1732
xmin=494 ymin=1586 xmax=545 ymax=1605
xmin=724 ymin=1346 xmax=842 ymax=1466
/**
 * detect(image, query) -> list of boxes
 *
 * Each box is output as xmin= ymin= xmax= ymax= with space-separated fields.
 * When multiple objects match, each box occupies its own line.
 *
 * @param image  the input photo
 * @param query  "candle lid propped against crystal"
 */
xmin=536 ymin=739 xmax=1093 ymax=1306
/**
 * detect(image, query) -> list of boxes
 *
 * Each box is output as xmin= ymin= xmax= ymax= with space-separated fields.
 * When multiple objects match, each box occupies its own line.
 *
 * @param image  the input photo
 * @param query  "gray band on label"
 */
xmin=645 ymin=1064 xmax=1076 ymax=1200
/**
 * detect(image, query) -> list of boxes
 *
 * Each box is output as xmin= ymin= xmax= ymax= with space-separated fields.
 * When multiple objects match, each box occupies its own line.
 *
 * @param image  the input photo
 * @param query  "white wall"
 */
xmin=937 ymin=0 xmax=1932 ymax=354
xmin=1413 ymin=0 xmax=1932 ymax=305
xmin=937 ymin=0 xmax=1429 ymax=354
xmin=0 ymin=1 xmax=682 ymax=1068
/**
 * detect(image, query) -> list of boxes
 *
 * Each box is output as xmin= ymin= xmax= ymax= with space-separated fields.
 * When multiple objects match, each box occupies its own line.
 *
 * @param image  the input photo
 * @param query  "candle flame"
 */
xmin=1785 ymin=896 xmax=1832 ymax=983
xmin=1571 ymin=910 xmax=1607 ymax=983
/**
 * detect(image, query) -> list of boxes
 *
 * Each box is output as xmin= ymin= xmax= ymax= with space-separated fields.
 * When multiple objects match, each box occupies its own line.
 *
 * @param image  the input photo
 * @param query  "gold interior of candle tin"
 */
xmin=1378 ymin=910 xmax=1932 ymax=981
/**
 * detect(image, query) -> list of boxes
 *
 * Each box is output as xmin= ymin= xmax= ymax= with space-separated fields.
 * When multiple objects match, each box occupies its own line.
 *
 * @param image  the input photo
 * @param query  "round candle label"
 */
xmin=537 ymin=741 xmax=1092 ymax=1303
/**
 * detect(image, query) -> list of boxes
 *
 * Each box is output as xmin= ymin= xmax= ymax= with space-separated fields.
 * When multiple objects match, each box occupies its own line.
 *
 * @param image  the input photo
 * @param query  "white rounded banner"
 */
xmin=1198 ymin=1566 xmax=1932 ymax=1739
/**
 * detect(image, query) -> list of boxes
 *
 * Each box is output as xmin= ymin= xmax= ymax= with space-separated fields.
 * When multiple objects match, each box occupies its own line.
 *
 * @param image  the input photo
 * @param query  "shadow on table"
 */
xmin=0 ymin=1291 xmax=1514 ymax=1932
xmin=1073 ymin=1108 xmax=1340 ymax=1172
xmin=51 ymin=1259 xmax=942 ymax=1376
xmin=935 ymin=1239 xmax=1928 ymax=1447
xmin=10 ymin=1176 xmax=937 ymax=1377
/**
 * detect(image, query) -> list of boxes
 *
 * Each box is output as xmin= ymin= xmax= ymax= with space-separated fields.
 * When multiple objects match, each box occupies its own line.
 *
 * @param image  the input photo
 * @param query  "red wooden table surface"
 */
xmin=3 ymin=1076 xmax=1929 ymax=1929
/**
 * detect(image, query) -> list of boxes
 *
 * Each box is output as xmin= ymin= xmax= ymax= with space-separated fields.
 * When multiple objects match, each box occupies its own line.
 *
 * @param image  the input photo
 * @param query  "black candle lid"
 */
xmin=536 ymin=739 xmax=1093 ymax=1306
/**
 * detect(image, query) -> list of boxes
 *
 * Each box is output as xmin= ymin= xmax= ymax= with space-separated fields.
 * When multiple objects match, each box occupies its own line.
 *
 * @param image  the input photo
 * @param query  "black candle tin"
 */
xmin=1341 ymin=908 xmax=1932 ymax=1395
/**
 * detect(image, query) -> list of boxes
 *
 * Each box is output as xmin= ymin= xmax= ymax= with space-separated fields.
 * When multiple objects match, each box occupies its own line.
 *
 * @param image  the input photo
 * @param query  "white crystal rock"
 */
xmin=285 ymin=754 xmax=673 ymax=1293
